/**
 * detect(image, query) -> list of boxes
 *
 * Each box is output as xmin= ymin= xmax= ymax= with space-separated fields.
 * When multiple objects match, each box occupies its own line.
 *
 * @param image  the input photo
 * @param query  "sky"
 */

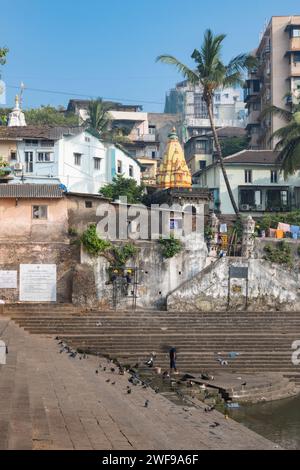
xmin=1 ymin=0 xmax=300 ymax=112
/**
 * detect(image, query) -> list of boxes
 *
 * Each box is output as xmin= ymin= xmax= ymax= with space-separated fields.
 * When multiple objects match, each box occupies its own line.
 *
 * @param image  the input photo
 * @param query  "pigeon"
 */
xmin=209 ymin=422 xmax=220 ymax=428
xmin=103 ymin=367 xmax=106 ymax=371
xmin=95 ymin=370 xmax=99 ymax=374
xmin=55 ymin=336 xmax=59 ymax=341
xmin=127 ymin=388 xmax=132 ymax=394
xmin=110 ymin=368 xmax=115 ymax=373
xmin=205 ymin=405 xmax=215 ymax=412
xmin=96 ymin=322 xmax=102 ymax=327
xmin=119 ymin=368 xmax=125 ymax=375
xmin=111 ymin=382 xmax=116 ymax=385
xmin=106 ymin=379 xmax=110 ymax=383
xmin=155 ymin=387 xmax=160 ymax=394
xmin=242 ymin=382 xmax=247 ymax=387
xmin=144 ymin=400 xmax=149 ymax=408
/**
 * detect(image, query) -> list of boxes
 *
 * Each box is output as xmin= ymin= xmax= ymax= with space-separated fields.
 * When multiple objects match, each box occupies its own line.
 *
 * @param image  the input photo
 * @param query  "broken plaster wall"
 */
xmin=167 ymin=257 xmax=300 ymax=311
xmin=74 ymin=233 xmax=208 ymax=310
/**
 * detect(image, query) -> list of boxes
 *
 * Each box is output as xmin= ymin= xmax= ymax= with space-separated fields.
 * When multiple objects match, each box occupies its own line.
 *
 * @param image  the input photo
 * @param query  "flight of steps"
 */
xmin=8 ymin=304 xmax=300 ymax=376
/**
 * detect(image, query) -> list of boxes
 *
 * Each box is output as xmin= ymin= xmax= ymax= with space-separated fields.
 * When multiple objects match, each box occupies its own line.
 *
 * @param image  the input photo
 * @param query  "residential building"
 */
xmin=0 ymin=184 xmax=68 ymax=241
xmin=136 ymin=157 xmax=158 ymax=186
xmin=164 ymin=80 xmax=246 ymax=142
xmin=67 ymin=99 xmax=182 ymax=186
xmin=245 ymin=15 xmax=300 ymax=149
xmin=194 ymin=150 xmax=300 ymax=215
xmin=0 ymin=126 xmax=141 ymax=194
xmin=185 ymin=127 xmax=247 ymax=175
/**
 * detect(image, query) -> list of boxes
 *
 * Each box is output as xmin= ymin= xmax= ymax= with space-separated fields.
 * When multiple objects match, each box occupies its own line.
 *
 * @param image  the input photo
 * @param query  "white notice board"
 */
xmin=0 ymin=271 xmax=17 ymax=289
xmin=19 ymin=264 xmax=57 ymax=302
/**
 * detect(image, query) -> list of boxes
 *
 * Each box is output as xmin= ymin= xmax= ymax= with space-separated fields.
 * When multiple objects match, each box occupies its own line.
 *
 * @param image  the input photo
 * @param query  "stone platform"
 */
xmin=0 ymin=317 xmax=278 ymax=450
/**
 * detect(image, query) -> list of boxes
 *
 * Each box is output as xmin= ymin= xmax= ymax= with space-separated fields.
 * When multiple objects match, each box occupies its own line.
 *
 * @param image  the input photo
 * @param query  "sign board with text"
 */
xmin=19 ymin=264 xmax=56 ymax=302
xmin=0 ymin=270 xmax=17 ymax=289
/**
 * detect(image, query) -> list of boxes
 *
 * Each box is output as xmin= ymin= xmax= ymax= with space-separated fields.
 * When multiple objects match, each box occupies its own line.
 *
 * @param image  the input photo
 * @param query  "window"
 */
xmin=117 ymin=160 xmax=122 ymax=173
xmin=199 ymin=161 xmax=206 ymax=170
xmin=129 ymin=165 xmax=134 ymax=177
xmin=224 ymin=93 xmax=229 ymax=99
xmin=10 ymin=151 xmax=16 ymax=160
xmin=215 ymin=94 xmax=221 ymax=102
xmin=74 ymin=153 xmax=82 ymax=166
xmin=85 ymin=136 xmax=91 ymax=142
xmin=195 ymin=140 xmax=208 ymax=154
xmin=25 ymin=152 xmax=33 ymax=172
xmin=40 ymin=140 xmax=54 ymax=147
xmin=240 ymin=189 xmax=261 ymax=207
xmin=293 ymin=52 xmax=300 ymax=63
xmin=194 ymin=93 xmax=208 ymax=119
xmin=37 ymin=152 xmax=53 ymax=162
xmin=24 ymin=139 xmax=38 ymax=146
xmin=94 ymin=158 xmax=101 ymax=170
xmin=271 ymin=170 xmax=278 ymax=183
xmin=253 ymin=80 xmax=260 ymax=92
xmin=151 ymin=151 xmax=156 ymax=158
xmin=149 ymin=125 xmax=156 ymax=135
xmin=85 ymin=201 xmax=93 ymax=208
xmin=32 ymin=205 xmax=48 ymax=220
xmin=245 ymin=170 xmax=252 ymax=183
xmin=292 ymin=28 xmax=300 ymax=37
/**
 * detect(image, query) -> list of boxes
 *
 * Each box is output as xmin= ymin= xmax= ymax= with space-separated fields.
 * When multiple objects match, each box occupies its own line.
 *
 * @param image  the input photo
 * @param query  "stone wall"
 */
xmin=167 ymin=257 xmax=300 ymax=312
xmin=74 ymin=233 xmax=208 ymax=310
xmin=0 ymin=242 xmax=80 ymax=303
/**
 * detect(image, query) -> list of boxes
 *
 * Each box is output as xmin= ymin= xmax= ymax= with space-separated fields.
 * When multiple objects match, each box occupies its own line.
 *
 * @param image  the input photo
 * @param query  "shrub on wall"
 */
xmin=81 ymin=224 xmax=112 ymax=256
xmin=158 ymin=236 xmax=183 ymax=259
xmin=263 ymin=241 xmax=292 ymax=267
xmin=110 ymin=243 xmax=139 ymax=268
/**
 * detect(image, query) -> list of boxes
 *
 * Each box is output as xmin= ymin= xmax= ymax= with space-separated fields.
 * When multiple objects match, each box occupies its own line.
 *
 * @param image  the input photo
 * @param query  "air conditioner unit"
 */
xmin=14 ymin=162 xmax=23 ymax=171
xmin=256 ymin=205 xmax=263 ymax=211
xmin=241 ymin=204 xmax=250 ymax=211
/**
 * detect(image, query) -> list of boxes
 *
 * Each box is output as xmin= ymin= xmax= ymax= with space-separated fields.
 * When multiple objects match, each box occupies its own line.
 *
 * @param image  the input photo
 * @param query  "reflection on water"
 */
xmin=230 ymin=394 xmax=300 ymax=450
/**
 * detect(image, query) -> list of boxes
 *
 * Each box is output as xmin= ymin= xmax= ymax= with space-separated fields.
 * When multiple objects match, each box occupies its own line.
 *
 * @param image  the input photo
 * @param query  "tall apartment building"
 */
xmin=164 ymin=80 xmax=246 ymax=142
xmin=245 ymin=15 xmax=300 ymax=149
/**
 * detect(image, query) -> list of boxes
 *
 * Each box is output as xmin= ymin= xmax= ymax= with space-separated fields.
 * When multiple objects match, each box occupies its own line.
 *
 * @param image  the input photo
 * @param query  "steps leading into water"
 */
xmin=7 ymin=304 xmax=300 ymax=377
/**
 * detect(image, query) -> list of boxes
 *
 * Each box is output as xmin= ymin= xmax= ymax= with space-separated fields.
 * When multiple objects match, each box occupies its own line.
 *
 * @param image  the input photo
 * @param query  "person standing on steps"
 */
xmin=169 ymin=347 xmax=177 ymax=374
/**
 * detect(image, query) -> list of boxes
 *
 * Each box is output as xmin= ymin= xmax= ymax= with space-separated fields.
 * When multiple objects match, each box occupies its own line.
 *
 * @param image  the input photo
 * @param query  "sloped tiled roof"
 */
xmin=0 ymin=126 xmax=82 ymax=140
xmin=0 ymin=184 xmax=64 ymax=198
xmin=223 ymin=150 xmax=281 ymax=164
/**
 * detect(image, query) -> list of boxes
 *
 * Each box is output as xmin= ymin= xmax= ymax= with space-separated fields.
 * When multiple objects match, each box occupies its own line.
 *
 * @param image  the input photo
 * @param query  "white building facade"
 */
xmin=3 ymin=127 xmax=140 ymax=194
xmin=194 ymin=150 xmax=300 ymax=215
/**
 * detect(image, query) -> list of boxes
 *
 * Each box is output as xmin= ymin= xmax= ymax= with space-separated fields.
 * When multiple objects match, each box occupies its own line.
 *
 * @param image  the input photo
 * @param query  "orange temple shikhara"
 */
xmin=156 ymin=128 xmax=192 ymax=189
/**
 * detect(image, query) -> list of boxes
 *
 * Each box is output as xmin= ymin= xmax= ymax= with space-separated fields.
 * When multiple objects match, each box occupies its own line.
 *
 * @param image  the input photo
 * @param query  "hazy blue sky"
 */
xmin=1 ymin=0 xmax=300 ymax=112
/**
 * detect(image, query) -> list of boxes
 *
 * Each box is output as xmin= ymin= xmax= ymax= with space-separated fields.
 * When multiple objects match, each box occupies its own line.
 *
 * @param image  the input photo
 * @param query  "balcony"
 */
xmin=131 ymin=132 xmax=156 ymax=142
xmin=239 ymin=186 xmax=291 ymax=213
xmin=290 ymin=37 xmax=300 ymax=52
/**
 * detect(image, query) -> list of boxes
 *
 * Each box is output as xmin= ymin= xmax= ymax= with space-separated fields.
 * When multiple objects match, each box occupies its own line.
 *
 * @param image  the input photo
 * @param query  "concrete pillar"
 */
xmin=242 ymin=215 xmax=256 ymax=258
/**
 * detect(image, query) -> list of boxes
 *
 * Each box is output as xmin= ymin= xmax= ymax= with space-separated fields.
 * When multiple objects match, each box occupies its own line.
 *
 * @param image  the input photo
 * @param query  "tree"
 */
xmin=0 ymin=47 xmax=9 ymax=65
xmin=157 ymin=29 xmax=256 ymax=215
xmin=221 ymin=136 xmax=249 ymax=157
xmin=100 ymin=174 xmax=144 ymax=204
xmin=262 ymin=98 xmax=300 ymax=177
xmin=85 ymin=99 xmax=112 ymax=137
xmin=24 ymin=105 xmax=79 ymax=126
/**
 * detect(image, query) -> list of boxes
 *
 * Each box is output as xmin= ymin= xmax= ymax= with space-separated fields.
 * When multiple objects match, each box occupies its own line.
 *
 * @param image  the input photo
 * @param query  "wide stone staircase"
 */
xmin=6 ymin=304 xmax=300 ymax=376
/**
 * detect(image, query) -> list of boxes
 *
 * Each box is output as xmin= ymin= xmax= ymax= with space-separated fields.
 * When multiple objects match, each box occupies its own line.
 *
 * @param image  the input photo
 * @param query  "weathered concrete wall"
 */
xmin=0 ymin=242 xmax=80 ymax=302
xmin=167 ymin=257 xmax=300 ymax=312
xmin=75 ymin=233 xmax=208 ymax=310
xmin=254 ymin=237 xmax=300 ymax=260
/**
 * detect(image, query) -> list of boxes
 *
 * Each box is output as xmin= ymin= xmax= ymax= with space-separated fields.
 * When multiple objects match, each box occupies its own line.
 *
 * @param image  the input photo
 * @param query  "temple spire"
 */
xmin=8 ymin=94 xmax=26 ymax=127
xmin=156 ymin=127 xmax=192 ymax=189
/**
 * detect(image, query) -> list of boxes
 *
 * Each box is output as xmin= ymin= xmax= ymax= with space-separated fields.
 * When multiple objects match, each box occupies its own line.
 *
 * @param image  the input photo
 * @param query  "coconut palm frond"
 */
xmin=278 ymin=138 xmax=300 ymax=178
xmin=223 ymin=71 xmax=244 ymax=89
xmin=156 ymin=55 xmax=199 ymax=84
xmin=260 ymin=105 xmax=293 ymax=122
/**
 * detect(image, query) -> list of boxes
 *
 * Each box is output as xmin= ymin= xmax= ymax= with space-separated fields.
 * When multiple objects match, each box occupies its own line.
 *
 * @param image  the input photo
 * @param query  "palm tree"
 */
xmin=85 ymin=99 xmax=112 ymax=137
xmin=0 ymin=47 xmax=9 ymax=65
xmin=261 ymin=97 xmax=300 ymax=177
xmin=157 ymin=29 xmax=256 ymax=215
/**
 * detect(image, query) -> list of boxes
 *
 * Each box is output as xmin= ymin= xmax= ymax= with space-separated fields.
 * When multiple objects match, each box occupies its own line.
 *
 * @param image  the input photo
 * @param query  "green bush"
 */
xmin=158 ymin=236 xmax=183 ymax=259
xmin=259 ymin=211 xmax=300 ymax=232
xmin=263 ymin=241 xmax=292 ymax=267
xmin=81 ymin=224 xmax=111 ymax=256
xmin=111 ymin=243 xmax=139 ymax=268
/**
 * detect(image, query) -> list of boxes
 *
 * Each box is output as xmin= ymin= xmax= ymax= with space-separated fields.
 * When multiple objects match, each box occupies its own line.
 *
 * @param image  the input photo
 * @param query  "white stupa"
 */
xmin=8 ymin=95 xmax=26 ymax=127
